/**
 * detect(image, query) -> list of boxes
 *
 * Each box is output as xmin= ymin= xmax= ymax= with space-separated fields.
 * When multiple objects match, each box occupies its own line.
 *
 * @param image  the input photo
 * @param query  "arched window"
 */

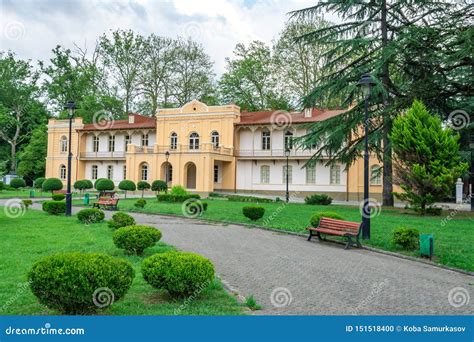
xmin=170 ymin=132 xmax=178 ymax=150
xmin=284 ymin=131 xmax=293 ymax=150
xmin=59 ymin=165 xmax=67 ymax=180
xmin=140 ymin=163 xmax=149 ymax=181
xmin=107 ymin=165 xmax=114 ymax=180
xmin=262 ymin=129 xmax=271 ymax=150
xmin=211 ymin=131 xmax=219 ymax=148
xmin=330 ymin=165 xmax=341 ymax=185
xmin=60 ymin=136 xmax=67 ymax=153
xmin=91 ymin=165 xmax=98 ymax=180
xmin=189 ymin=132 xmax=199 ymax=150
xmin=260 ymin=165 xmax=270 ymax=184
xmin=370 ymin=165 xmax=382 ymax=185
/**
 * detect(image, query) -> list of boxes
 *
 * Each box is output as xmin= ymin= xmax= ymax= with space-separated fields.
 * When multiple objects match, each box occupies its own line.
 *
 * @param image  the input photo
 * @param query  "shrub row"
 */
xmin=157 ymin=194 xmax=200 ymax=203
xmin=227 ymin=195 xmax=273 ymax=203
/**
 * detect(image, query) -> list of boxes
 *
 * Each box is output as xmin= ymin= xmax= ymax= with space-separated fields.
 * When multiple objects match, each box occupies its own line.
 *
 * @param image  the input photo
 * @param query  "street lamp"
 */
xmin=64 ymin=100 xmax=76 ymax=216
xmin=285 ymin=148 xmax=290 ymax=203
xmin=357 ymin=73 xmax=376 ymax=239
xmin=165 ymin=151 xmax=170 ymax=185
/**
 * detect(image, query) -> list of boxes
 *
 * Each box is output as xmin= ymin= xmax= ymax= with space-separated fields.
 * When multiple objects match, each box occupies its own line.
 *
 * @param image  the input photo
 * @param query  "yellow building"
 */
xmin=46 ymin=99 xmax=385 ymax=200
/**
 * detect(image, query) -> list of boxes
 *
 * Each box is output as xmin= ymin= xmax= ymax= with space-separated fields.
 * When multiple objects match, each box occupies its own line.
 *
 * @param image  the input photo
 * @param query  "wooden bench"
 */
xmin=53 ymin=190 xmax=68 ymax=194
xmin=307 ymin=217 xmax=362 ymax=249
xmin=98 ymin=191 xmax=116 ymax=198
xmin=92 ymin=197 xmax=119 ymax=210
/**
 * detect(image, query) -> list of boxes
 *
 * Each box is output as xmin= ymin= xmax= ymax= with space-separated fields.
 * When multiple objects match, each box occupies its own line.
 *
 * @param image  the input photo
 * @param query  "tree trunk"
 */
xmin=380 ymin=0 xmax=394 ymax=206
xmin=10 ymin=141 xmax=17 ymax=174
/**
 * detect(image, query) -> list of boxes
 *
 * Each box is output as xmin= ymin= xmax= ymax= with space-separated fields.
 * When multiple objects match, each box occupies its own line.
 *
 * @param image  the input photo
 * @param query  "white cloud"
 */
xmin=0 ymin=0 xmax=328 ymax=74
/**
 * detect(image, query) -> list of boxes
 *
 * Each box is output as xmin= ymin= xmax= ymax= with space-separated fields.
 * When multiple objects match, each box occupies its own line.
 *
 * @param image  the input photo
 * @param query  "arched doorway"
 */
xmin=160 ymin=162 xmax=173 ymax=185
xmin=185 ymin=162 xmax=197 ymax=189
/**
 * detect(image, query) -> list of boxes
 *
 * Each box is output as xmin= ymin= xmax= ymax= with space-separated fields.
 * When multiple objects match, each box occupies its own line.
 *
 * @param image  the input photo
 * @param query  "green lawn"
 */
xmin=93 ymin=197 xmax=474 ymax=272
xmin=0 ymin=208 xmax=244 ymax=315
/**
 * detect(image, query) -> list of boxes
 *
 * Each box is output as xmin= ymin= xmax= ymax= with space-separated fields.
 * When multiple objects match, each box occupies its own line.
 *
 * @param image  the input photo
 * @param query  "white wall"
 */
xmin=84 ymin=161 xmax=126 ymax=185
xmin=236 ymin=159 xmax=346 ymax=193
xmin=85 ymin=132 xmax=156 ymax=152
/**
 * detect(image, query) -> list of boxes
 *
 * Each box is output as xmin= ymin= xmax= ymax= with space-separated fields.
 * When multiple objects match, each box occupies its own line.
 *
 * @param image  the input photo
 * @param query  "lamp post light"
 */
xmin=165 ymin=151 xmax=170 ymax=186
xmin=357 ymin=73 xmax=376 ymax=239
xmin=285 ymin=147 xmax=290 ymax=203
xmin=64 ymin=101 xmax=76 ymax=216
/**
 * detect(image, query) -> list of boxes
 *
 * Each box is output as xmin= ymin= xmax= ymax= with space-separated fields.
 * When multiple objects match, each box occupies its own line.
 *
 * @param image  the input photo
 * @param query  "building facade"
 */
xmin=46 ymin=100 xmax=385 ymax=200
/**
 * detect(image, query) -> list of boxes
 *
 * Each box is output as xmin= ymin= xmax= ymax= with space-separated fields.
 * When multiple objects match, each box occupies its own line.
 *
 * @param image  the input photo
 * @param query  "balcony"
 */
xmin=153 ymin=144 xmax=233 ymax=156
xmin=236 ymin=148 xmax=317 ymax=158
xmin=79 ymin=151 xmax=126 ymax=160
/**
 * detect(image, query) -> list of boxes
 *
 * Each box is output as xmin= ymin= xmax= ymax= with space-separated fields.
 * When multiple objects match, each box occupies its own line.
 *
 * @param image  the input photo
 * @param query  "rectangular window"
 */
xmin=141 ymin=134 xmax=149 ymax=147
xmin=91 ymin=165 xmax=98 ymax=180
xmin=283 ymin=165 xmax=293 ymax=184
xmin=123 ymin=165 xmax=127 ymax=180
xmin=260 ymin=165 xmax=270 ymax=184
xmin=124 ymin=135 xmax=131 ymax=152
xmin=108 ymin=135 xmax=115 ymax=152
xmin=262 ymin=130 xmax=271 ymax=150
xmin=93 ymin=136 xmax=99 ymax=152
xmin=107 ymin=165 xmax=113 ymax=180
xmin=214 ymin=165 xmax=219 ymax=183
xmin=306 ymin=165 xmax=316 ymax=184
xmin=370 ymin=165 xmax=382 ymax=185
xmin=330 ymin=165 xmax=341 ymax=185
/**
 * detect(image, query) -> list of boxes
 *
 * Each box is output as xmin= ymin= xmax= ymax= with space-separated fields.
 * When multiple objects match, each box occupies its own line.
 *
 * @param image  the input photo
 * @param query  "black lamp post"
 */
xmin=64 ymin=101 xmax=76 ymax=216
xmin=285 ymin=148 xmax=290 ymax=203
xmin=357 ymin=73 xmax=376 ymax=239
xmin=165 ymin=151 xmax=170 ymax=185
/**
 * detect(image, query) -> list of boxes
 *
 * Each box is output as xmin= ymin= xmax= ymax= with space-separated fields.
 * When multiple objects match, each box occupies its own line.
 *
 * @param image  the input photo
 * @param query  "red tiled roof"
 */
xmin=79 ymin=113 xmax=156 ymax=131
xmin=236 ymin=108 xmax=346 ymax=125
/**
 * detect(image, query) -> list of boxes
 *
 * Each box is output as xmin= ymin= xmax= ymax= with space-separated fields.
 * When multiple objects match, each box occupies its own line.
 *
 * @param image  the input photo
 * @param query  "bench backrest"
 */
xmin=318 ymin=217 xmax=361 ymax=234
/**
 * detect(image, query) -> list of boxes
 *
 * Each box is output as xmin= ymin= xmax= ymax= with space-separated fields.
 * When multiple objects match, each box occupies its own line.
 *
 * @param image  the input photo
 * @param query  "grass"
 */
xmin=79 ymin=197 xmax=474 ymax=272
xmin=0 ymin=208 xmax=244 ymax=315
xmin=245 ymin=296 xmax=262 ymax=311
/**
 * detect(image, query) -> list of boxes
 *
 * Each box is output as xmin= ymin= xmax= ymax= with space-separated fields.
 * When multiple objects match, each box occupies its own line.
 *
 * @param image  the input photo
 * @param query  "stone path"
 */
xmin=3 ymin=200 xmax=473 ymax=315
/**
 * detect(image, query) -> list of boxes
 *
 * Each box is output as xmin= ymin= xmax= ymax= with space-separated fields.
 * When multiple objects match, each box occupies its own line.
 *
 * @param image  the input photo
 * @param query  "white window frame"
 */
xmin=211 ymin=131 xmax=219 ymax=148
xmin=107 ymin=165 xmax=114 ymax=180
xmin=170 ymin=132 xmax=178 ymax=150
xmin=91 ymin=165 xmax=98 ymax=180
xmin=108 ymin=135 xmax=115 ymax=152
xmin=370 ymin=165 xmax=382 ymax=185
xmin=60 ymin=136 xmax=67 ymax=153
xmin=189 ymin=132 xmax=199 ymax=150
xmin=141 ymin=134 xmax=149 ymax=147
xmin=141 ymin=164 xmax=148 ymax=181
xmin=123 ymin=165 xmax=127 ymax=180
xmin=93 ymin=136 xmax=99 ymax=152
xmin=260 ymin=165 xmax=270 ymax=184
xmin=330 ymin=165 xmax=341 ymax=185
xmin=262 ymin=130 xmax=271 ymax=150
xmin=124 ymin=135 xmax=131 ymax=152
xmin=283 ymin=165 xmax=293 ymax=184
xmin=284 ymin=131 xmax=293 ymax=150
xmin=60 ymin=165 xmax=66 ymax=180
xmin=306 ymin=165 xmax=316 ymax=184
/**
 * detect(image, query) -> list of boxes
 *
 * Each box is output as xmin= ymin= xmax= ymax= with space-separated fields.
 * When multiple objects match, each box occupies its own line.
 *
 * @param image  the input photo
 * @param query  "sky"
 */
xmin=0 ymin=0 xmax=336 ymax=75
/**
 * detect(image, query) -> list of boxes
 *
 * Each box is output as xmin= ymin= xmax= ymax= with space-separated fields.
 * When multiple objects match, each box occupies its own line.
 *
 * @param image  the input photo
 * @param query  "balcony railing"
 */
xmin=153 ymin=144 xmax=233 ymax=156
xmin=79 ymin=151 xmax=126 ymax=159
xmin=235 ymin=149 xmax=317 ymax=158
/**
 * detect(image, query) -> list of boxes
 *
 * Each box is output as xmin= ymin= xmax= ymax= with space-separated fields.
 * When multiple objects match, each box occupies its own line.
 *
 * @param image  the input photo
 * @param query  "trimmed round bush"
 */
xmin=137 ymin=181 xmax=151 ymax=197
xmin=83 ymin=180 xmax=93 ymax=190
xmin=74 ymin=180 xmax=88 ymax=192
xmin=34 ymin=177 xmax=46 ymax=189
xmin=309 ymin=211 xmax=344 ymax=227
xmin=304 ymin=194 xmax=333 ymax=205
xmin=42 ymin=200 xmax=66 ymax=215
xmin=95 ymin=178 xmax=115 ymax=191
xmin=108 ymin=212 xmax=136 ymax=229
xmin=28 ymin=252 xmax=134 ymax=314
xmin=42 ymin=178 xmax=63 ymax=194
xmin=142 ymin=252 xmax=215 ymax=298
xmin=119 ymin=180 xmax=136 ymax=198
xmin=151 ymin=180 xmax=168 ymax=193
xmin=52 ymin=193 xmax=66 ymax=201
xmin=113 ymin=225 xmax=162 ymax=255
xmin=94 ymin=178 xmax=107 ymax=189
xmin=77 ymin=208 xmax=105 ymax=224
xmin=22 ymin=199 xmax=33 ymax=208
xmin=10 ymin=178 xmax=26 ymax=189
xmin=134 ymin=199 xmax=147 ymax=208
xmin=392 ymin=227 xmax=420 ymax=250
xmin=242 ymin=206 xmax=265 ymax=221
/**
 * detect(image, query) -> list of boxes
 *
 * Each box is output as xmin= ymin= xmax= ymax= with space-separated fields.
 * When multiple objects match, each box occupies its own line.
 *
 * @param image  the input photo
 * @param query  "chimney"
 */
xmin=128 ymin=114 xmax=135 ymax=124
xmin=304 ymin=107 xmax=312 ymax=118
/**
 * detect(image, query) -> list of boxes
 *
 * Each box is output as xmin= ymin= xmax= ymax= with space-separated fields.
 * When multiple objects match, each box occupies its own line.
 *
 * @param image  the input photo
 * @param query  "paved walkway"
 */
xmin=3 ymin=200 xmax=473 ymax=315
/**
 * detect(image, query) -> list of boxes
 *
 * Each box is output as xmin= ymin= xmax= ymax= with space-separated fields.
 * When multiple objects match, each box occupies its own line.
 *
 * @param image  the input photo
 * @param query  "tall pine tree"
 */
xmin=290 ymin=0 xmax=472 ymax=206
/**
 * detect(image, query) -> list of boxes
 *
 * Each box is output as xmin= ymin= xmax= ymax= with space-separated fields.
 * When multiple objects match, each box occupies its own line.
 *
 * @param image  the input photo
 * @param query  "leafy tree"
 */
xmin=151 ymin=180 xmax=167 ymax=194
xmin=95 ymin=179 xmax=115 ymax=192
xmin=118 ymin=180 xmax=136 ymax=198
xmin=74 ymin=180 xmax=87 ymax=193
xmin=0 ymin=52 xmax=47 ymax=173
xmin=10 ymin=178 xmax=26 ymax=189
xmin=290 ymin=0 xmax=471 ymax=206
xmin=219 ymin=41 xmax=290 ymax=111
xmin=137 ymin=181 xmax=151 ymax=198
xmin=42 ymin=178 xmax=63 ymax=194
xmin=17 ymin=126 xmax=47 ymax=183
xmin=34 ymin=177 xmax=46 ymax=189
xmin=391 ymin=100 xmax=468 ymax=214
xmin=99 ymin=29 xmax=145 ymax=113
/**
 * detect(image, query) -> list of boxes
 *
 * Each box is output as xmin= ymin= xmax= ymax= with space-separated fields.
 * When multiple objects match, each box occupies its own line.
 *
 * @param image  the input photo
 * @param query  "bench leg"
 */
xmin=316 ymin=232 xmax=323 ymax=241
xmin=345 ymin=236 xmax=353 ymax=250
xmin=307 ymin=230 xmax=313 ymax=241
xmin=355 ymin=237 xmax=362 ymax=248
